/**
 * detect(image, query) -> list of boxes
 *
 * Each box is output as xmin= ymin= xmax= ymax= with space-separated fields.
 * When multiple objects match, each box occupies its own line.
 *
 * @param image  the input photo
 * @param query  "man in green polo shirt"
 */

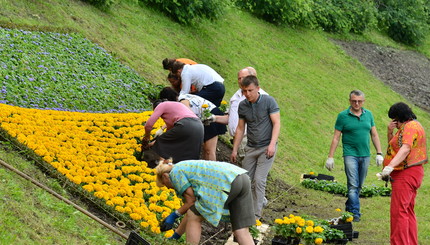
xmin=325 ymin=90 xmax=383 ymax=222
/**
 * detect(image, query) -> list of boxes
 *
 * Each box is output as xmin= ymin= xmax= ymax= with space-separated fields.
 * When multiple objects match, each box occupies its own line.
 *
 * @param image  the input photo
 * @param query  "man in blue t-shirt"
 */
xmin=231 ymin=75 xmax=280 ymax=220
xmin=326 ymin=90 xmax=383 ymax=222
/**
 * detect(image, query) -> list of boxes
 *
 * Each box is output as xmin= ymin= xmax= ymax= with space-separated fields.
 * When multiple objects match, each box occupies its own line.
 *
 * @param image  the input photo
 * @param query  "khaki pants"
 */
xmin=242 ymin=144 xmax=277 ymax=219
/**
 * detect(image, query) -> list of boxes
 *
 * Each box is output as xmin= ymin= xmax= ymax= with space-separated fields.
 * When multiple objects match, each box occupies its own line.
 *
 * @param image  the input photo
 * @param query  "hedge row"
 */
xmin=236 ymin=0 xmax=430 ymax=45
xmin=83 ymin=0 xmax=429 ymax=46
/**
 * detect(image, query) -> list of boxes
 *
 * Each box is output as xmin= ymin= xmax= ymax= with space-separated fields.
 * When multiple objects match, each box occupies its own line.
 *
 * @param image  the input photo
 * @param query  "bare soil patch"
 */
xmin=333 ymin=40 xmax=430 ymax=111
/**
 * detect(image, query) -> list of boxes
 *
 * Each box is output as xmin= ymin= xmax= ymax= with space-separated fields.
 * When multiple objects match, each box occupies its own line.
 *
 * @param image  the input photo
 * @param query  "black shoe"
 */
xmin=353 ymin=216 xmax=360 ymax=222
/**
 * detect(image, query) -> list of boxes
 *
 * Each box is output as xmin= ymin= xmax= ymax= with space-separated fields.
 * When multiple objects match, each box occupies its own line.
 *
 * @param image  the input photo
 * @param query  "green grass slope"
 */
xmin=1 ymin=0 xmax=430 ymax=244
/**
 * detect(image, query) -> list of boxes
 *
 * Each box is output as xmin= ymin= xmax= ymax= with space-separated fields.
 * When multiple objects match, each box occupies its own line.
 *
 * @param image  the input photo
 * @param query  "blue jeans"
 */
xmin=344 ymin=156 xmax=370 ymax=218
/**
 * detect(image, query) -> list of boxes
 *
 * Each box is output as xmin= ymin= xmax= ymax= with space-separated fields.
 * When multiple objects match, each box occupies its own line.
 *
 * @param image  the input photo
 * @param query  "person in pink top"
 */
xmin=142 ymin=100 xmax=204 ymax=163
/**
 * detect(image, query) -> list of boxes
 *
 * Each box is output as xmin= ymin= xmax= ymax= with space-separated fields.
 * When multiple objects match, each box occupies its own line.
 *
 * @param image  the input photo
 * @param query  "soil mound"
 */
xmin=334 ymin=40 xmax=430 ymax=111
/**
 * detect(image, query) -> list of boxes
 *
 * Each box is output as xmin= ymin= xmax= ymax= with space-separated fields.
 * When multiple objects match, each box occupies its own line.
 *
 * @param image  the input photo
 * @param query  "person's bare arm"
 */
xmin=266 ymin=112 xmax=280 ymax=158
xmin=328 ymin=129 xmax=341 ymax=158
xmin=231 ymin=118 xmax=245 ymax=163
xmin=177 ymin=187 xmax=196 ymax=215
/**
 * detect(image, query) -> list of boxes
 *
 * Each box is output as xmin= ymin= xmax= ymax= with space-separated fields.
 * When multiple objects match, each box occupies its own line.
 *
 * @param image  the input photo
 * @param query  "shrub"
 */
xmin=236 ymin=0 xmax=377 ymax=33
xmin=376 ymin=0 xmax=430 ymax=46
xmin=140 ymin=0 xmax=229 ymax=25
xmin=311 ymin=0 xmax=377 ymax=34
xmin=235 ymin=0 xmax=316 ymax=27
xmin=80 ymin=0 xmax=117 ymax=8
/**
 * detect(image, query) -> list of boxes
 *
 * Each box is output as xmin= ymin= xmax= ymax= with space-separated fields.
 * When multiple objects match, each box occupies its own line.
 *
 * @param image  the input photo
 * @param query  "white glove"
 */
xmin=376 ymin=154 xmax=384 ymax=167
xmin=154 ymin=128 xmax=164 ymax=138
xmin=381 ymin=166 xmax=394 ymax=178
xmin=376 ymin=172 xmax=383 ymax=181
xmin=203 ymin=115 xmax=216 ymax=126
xmin=325 ymin=158 xmax=334 ymax=171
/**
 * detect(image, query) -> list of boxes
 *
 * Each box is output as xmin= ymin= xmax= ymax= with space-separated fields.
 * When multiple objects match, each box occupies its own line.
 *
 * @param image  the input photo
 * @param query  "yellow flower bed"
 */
xmin=0 ymin=104 xmax=181 ymax=235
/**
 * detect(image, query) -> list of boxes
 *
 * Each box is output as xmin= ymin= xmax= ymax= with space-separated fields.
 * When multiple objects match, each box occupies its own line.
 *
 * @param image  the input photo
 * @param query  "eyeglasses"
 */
xmin=350 ymin=100 xmax=364 ymax=104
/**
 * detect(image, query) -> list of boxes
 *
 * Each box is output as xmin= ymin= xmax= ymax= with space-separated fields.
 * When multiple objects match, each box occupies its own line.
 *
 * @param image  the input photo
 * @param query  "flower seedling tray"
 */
xmin=330 ymin=223 xmax=354 ymax=241
xmin=301 ymin=173 xmax=335 ymax=182
xmin=271 ymin=236 xmax=301 ymax=245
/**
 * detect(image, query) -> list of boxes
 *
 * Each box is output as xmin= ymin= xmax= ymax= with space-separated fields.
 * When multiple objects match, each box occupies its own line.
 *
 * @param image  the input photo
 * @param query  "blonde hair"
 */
xmin=155 ymin=159 xmax=174 ymax=187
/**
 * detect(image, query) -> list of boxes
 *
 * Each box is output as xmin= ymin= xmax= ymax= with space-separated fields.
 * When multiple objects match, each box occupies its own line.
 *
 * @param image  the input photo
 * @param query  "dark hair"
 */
xmin=171 ymin=61 xmax=185 ymax=74
xmin=241 ymin=75 xmax=259 ymax=87
xmin=152 ymin=99 xmax=166 ymax=110
xmin=167 ymin=72 xmax=179 ymax=80
xmin=349 ymin=89 xmax=365 ymax=99
xmin=388 ymin=102 xmax=417 ymax=123
xmin=159 ymin=87 xmax=178 ymax=101
xmin=162 ymin=58 xmax=176 ymax=70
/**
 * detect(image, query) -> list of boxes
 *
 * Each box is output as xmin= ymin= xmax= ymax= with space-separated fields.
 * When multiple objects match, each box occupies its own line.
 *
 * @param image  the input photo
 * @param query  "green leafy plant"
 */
xmin=0 ymin=28 xmax=161 ymax=112
xmin=249 ymin=219 xmax=261 ymax=239
xmin=219 ymin=100 xmax=228 ymax=113
xmin=273 ymin=214 xmax=347 ymax=244
xmin=201 ymin=104 xmax=212 ymax=120
xmin=301 ymin=179 xmax=391 ymax=197
xmin=327 ymin=209 xmax=353 ymax=225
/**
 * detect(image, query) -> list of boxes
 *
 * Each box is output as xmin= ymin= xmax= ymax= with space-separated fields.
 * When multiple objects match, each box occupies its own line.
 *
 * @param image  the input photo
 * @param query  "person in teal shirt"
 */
xmin=325 ymin=90 xmax=383 ymax=222
xmin=156 ymin=159 xmax=255 ymax=245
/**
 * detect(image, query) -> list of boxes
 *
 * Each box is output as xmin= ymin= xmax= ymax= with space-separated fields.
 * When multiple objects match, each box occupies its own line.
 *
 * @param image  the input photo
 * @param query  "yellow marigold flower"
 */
xmin=221 ymin=100 xmax=227 ymax=105
xmin=296 ymin=227 xmax=302 ymax=234
xmin=298 ymin=220 xmax=305 ymax=227
xmin=161 ymin=212 xmax=170 ymax=219
xmin=130 ymin=213 xmax=142 ymax=220
xmin=82 ymin=184 xmax=94 ymax=192
xmin=202 ymin=104 xmax=209 ymax=108
xmin=306 ymin=220 xmax=314 ymax=227
xmin=72 ymin=176 xmax=82 ymax=185
xmin=150 ymin=226 xmax=160 ymax=234
xmin=346 ymin=217 xmax=354 ymax=223
xmin=275 ymin=219 xmax=283 ymax=224
xmin=164 ymin=230 xmax=174 ymax=238
xmin=306 ymin=226 xmax=314 ymax=233
xmin=309 ymin=171 xmax=315 ymax=175
xmin=289 ymin=214 xmax=295 ymax=218
xmin=335 ymin=208 xmax=342 ymax=212
xmin=314 ymin=226 xmax=324 ymax=233
xmin=140 ymin=222 xmax=149 ymax=228
xmin=314 ymin=238 xmax=323 ymax=245
xmin=255 ymin=219 xmax=262 ymax=226
xmin=124 ymin=207 xmax=132 ymax=214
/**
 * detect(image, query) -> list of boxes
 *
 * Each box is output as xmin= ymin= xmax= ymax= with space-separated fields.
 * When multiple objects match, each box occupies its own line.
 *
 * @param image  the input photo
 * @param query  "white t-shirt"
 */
xmin=178 ymin=94 xmax=216 ymax=119
xmin=180 ymin=64 xmax=224 ymax=95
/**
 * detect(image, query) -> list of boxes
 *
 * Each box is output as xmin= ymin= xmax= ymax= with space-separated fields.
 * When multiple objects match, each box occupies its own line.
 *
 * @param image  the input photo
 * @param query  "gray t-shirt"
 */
xmin=238 ymin=94 xmax=280 ymax=147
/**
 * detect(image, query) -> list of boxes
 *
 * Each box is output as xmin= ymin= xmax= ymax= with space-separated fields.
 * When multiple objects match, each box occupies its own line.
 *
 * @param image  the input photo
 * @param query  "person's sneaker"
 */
xmin=353 ymin=216 xmax=360 ymax=222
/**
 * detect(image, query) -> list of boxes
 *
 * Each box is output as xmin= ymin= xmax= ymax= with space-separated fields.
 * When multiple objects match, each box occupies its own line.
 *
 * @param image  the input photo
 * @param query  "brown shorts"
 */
xmin=224 ymin=174 xmax=255 ymax=230
xmin=189 ymin=174 xmax=255 ymax=230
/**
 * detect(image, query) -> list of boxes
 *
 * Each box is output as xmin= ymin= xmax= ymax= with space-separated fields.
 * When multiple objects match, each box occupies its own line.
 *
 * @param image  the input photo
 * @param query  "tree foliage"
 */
xmin=80 ymin=0 xmax=430 ymax=46
xmin=235 ymin=0 xmax=429 ymax=46
xmin=375 ymin=0 xmax=430 ymax=46
xmin=139 ymin=0 xmax=229 ymax=25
